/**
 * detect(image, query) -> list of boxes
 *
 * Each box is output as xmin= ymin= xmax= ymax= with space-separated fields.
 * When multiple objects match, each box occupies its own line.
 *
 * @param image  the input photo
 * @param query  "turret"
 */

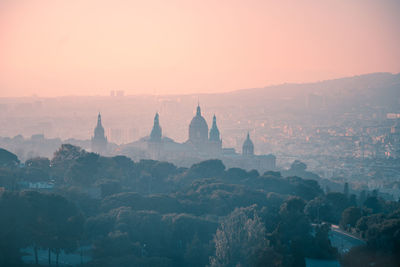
xmin=209 ymin=115 xmax=221 ymax=142
xmin=150 ymin=113 xmax=162 ymax=142
xmin=94 ymin=113 xmax=105 ymax=138
xmin=242 ymin=132 xmax=254 ymax=156
xmin=91 ymin=113 xmax=107 ymax=154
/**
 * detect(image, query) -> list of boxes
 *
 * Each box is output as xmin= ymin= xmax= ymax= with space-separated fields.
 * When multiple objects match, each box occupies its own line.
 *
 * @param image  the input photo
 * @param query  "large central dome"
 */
xmin=188 ymin=105 xmax=209 ymax=144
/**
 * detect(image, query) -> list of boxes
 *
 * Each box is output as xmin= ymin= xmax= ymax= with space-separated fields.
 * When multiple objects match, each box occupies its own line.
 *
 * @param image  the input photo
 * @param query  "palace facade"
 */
xmin=92 ymin=104 xmax=276 ymax=172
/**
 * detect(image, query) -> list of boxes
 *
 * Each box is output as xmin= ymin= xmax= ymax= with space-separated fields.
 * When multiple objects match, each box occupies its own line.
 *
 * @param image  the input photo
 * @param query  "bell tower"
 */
xmin=91 ymin=113 xmax=108 ymax=154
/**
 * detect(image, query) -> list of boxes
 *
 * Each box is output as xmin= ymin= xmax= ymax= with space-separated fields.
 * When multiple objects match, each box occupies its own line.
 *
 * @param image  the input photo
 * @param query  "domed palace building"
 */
xmin=112 ymin=104 xmax=276 ymax=173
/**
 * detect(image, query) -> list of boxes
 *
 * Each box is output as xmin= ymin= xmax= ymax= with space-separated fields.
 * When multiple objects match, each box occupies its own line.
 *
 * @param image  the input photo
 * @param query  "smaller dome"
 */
xmin=242 ymin=132 xmax=254 ymax=156
xmin=188 ymin=105 xmax=209 ymax=144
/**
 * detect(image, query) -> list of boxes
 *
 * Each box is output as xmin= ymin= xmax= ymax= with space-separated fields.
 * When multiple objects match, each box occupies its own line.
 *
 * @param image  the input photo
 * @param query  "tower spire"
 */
xmin=154 ymin=112 xmax=159 ymax=125
xmin=196 ymin=103 xmax=201 ymax=116
xmin=150 ymin=112 xmax=162 ymax=142
xmin=92 ymin=112 xmax=107 ymax=154
xmin=97 ymin=112 xmax=102 ymax=126
xmin=209 ymin=114 xmax=221 ymax=142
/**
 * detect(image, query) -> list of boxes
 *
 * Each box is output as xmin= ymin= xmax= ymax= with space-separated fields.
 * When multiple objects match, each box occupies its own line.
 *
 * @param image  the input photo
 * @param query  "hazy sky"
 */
xmin=0 ymin=0 xmax=399 ymax=97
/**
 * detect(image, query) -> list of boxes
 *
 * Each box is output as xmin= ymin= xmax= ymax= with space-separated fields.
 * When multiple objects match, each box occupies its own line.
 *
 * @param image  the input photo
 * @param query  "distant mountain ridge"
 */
xmin=229 ymin=72 xmax=400 ymax=97
xmin=214 ymin=72 xmax=400 ymax=112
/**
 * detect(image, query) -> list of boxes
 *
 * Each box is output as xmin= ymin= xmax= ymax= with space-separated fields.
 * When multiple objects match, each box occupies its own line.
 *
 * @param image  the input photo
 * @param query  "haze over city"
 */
xmin=1 ymin=1 xmax=400 ymax=267
xmin=1 ymin=0 xmax=400 ymax=97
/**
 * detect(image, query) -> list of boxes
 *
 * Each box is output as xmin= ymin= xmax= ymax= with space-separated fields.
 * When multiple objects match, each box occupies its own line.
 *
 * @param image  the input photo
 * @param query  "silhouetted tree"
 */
xmin=290 ymin=160 xmax=307 ymax=172
xmin=0 ymin=148 xmax=19 ymax=168
xmin=51 ymin=144 xmax=87 ymax=183
xmin=312 ymin=223 xmax=338 ymax=259
xmin=23 ymin=157 xmax=51 ymax=182
xmin=272 ymin=197 xmax=312 ymax=267
xmin=65 ymin=152 xmax=100 ymax=186
xmin=340 ymin=206 xmax=362 ymax=230
xmin=305 ymin=197 xmax=334 ymax=223
xmin=0 ymin=191 xmax=27 ymax=266
xmin=98 ymin=179 xmax=122 ymax=198
xmin=22 ymin=191 xmax=84 ymax=265
xmin=209 ymin=206 xmax=266 ymax=267
xmin=187 ymin=159 xmax=225 ymax=179
xmin=325 ymin=192 xmax=351 ymax=223
xmin=343 ymin=182 xmax=349 ymax=198
xmin=363 ymin=196 xmax=383 ymax=214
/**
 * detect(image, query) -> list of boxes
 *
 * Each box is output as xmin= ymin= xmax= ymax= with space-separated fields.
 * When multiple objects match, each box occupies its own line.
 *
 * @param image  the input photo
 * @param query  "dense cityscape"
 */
xmin=1 ymin=73 xmax=399 ymax=200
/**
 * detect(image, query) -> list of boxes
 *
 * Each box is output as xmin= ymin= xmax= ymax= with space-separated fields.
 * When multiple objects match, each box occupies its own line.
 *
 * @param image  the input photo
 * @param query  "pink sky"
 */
xmin=0 ymin=0 xmax=399 ymax=97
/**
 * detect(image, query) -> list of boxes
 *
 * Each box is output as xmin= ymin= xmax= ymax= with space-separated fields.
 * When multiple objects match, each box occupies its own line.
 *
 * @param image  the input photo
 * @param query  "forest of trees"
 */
xmin=0 ymin=145 xmax=399 ymax=266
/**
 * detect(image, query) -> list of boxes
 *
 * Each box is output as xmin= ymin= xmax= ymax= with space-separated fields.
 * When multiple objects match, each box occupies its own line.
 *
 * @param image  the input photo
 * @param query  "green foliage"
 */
xmin=340 ymin=206 xmax=362 ymax=230
xmin=305 ymin=197 xmax=334 ymax=223
xmin=0 ymin=148 xmax=20 ymax=168
xmin=246 ymin=175 xmax=323 ymax=200
xmin=66 ymin=152 xmax=100 ymax=186
xmin=363 ymin=196 xmax=383 ymax=214
xmin=187 ymin=159 xmax=225 ymax=179
xmin=272 ymin=197 xmax=313 ymax=267
xmin=0 ymin=167 xmax=20 ymax=190
xmin=52 ymin=144 xmax=86 ymax=164
xmin=23 ymin=157 xmax=51 ymax=182
xmin=0 ymin=190 xmax=84 ymax=265
xmin=0 ymin=191 xmax=27 ymax=265
xmin=1 ymin=146 xmax=399 ymax=266
xmin=98 ymin=179 xmax=122 ymax=198
xmin=224 ymin=167 xmax=248 ymax=181
xmin=324 ymin=192 xmax=352 ymax=224
xmin=51 ymin=144 xmax=87 ymax=182
xmin=290 ymin=160 xmax=307 ymax=172
xmin=312 ymin=223 xmax=338 ymax=260
xmin=365 ymin=218 xmax=400 ymax=253
xmin=184 ymin=234 xmax=213 ymax=267
xmin=209 ymin=206 xmax=267 ymax=267
xmin=263 ymin=170 xmax=281 ymax=177
xmin=101 ymin=192 xmax=184 ymax=214
xmin=341 ymin=246 xmax=399 ymax=267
